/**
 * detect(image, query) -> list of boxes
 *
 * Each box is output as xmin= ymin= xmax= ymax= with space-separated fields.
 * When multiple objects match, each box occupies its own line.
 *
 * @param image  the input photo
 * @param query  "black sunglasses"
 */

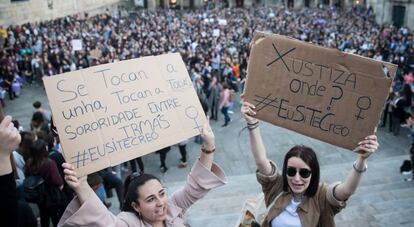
xmin=286 ymin=167 xmax=312 ymax=179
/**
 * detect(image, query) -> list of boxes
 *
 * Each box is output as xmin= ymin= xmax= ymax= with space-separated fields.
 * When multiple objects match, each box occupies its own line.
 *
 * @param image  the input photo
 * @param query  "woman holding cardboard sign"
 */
xmin=241 ymin=100 xmax=378 ymax=227
xmin=58 ymin=122 xmax=227 ymax=227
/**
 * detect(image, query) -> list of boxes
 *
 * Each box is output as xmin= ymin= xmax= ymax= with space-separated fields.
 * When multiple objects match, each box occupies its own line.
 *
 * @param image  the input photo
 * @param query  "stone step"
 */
xmin=372 ymin=209 xmax=414 ymax=226
xmin=187 ymin=213 xmax=239 ymax=227
xmin=336 ymin=198 xmax=414 ymax=227
xmin=350 ymin=186 xmax=414 ymax=206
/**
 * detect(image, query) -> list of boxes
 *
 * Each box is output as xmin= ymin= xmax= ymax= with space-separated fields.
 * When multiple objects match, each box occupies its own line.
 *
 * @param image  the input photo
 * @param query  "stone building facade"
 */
xmin=0 ymin=0 xmax=121 ymax=26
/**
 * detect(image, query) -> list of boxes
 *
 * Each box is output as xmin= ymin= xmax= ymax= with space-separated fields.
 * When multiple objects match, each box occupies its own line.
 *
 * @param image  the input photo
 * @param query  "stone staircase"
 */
xmin=165 ymin=154 xmax=414 ymax=227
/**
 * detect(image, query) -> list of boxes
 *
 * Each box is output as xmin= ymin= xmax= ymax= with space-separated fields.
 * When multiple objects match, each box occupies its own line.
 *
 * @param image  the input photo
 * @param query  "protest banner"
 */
xmin=43 ymin=53 xmax=207 ymax=176
xmin=243 ymin=32 xmax=397 ymax=150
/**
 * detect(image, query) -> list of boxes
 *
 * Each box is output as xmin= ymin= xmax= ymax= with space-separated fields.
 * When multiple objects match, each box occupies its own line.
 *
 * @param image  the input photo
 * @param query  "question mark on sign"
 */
xmin=327 ymin=85 xmax=343 ymax=111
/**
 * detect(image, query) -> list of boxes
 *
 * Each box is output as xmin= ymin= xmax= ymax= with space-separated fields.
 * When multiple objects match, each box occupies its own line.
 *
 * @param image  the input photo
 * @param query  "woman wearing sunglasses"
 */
xmin=241 ymin=101 xmax=378 ymax=227
xmin=58 ymin=123 xmax=227 ymax=227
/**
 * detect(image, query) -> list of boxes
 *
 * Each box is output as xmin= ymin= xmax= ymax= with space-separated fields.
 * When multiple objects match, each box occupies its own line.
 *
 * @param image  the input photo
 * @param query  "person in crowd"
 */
xmin=17 ymin=131 xmax=35 ymax=162
xmin=219 ymin=82 xmax=231 ymax=127
xmin=25 ymin=139 xmax=66 ymax=227
xmin=241 ymin=101 xmax=379 ymax=226
xmin=12 ymin=148 xmax=25 ymax=191
xmin=58 ymin=123 xmax=227 ymax=226
xmin=31 ymin=111 xmax=50 ymax=135
xmin=20 ymin=53 xmax=33 ymax=85
xmin=391 ymin=90 xmax=409 ymax=136
xmin=33 ymin=101 xmax=52 ymax=125
xmin=40 ymin=131 xmax=74 ymax=201
xmin=2 ymin=65 xmax=17 ymax=100
xmin=177 ymin=139 xmax=188 ymax=168
xmin=100 ymin=168 xmax=124 ymax=209
xmin=403 ymin=115 xmax=414 ymax=181
xmin=0 ymin=115 xmax=21 ymax=227
xmin=87 ymin=172 xmax=112 ymax=207
xmin=380 ymin=88 xmax=395 ymax=131
xmin=207 ymin=75 xmax=221 ymax=121
xmin=157 ymin=146 xmax=171 ymax=173
xmin=130 ymin=156 xmax=145 ymax=174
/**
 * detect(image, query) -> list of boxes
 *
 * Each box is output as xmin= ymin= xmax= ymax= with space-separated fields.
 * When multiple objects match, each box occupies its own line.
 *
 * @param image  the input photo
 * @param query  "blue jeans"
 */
xmin=95 ymin=184 xmax=107 ymax=203
xmin=221 ymin=106 xmax=230 ymax=126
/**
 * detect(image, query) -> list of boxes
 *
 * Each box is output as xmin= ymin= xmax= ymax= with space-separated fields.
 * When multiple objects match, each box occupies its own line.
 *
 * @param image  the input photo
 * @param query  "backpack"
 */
xmin=23 ymin=175 xmax=46 ymax=204
xmin=23 ymin=175 xmax=67 ymax=207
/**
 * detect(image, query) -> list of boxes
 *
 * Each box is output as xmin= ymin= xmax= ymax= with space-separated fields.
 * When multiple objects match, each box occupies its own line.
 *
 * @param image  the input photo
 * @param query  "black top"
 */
xmin=0 ymin=172 xmax=17 ymax=227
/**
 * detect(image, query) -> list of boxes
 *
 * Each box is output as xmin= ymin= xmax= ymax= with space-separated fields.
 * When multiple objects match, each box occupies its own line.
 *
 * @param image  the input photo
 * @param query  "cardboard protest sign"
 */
xmin=213 ymin=29 xmax=220 ymax=37
xmin=244 ymin=32 xmax=397 ymax=150
xmin=71 ymin=39 xmax=83 ymax=51
xmin=218 ymin=19 xmax=228 ymax=26
xmin=44 ymin=53 xmax=207 ymax=176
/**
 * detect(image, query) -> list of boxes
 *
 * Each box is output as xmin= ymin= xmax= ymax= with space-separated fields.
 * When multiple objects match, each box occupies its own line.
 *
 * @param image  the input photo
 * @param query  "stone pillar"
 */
xmin=193 ymin=0 xmax=204 ymax=8
xmin=296 ymin=0 xmax=304 ymax=8
xmin=407 ymin=4 xmax=414 ymax=29
xmin=147 ymin=0 xmax=156 ymax=9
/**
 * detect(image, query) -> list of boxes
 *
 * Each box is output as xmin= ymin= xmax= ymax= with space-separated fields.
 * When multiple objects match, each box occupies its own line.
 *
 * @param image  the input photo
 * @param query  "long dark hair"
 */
xmin=28 ymin=139 xmax=49 ymax=173
xmin=122 ymin=173 xmax=161 ymax=213
xmin=19 ymin=131 xmax=35 ymax=162
xmin=282 ymin=145 xmax=320 ymax=197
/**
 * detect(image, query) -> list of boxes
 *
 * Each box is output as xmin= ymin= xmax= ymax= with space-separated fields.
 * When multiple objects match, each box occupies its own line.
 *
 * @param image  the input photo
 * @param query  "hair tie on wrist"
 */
xmin=247 ymin=121 xmax=259 ymax=126
xmin=201 ymin=147 xmax=215 ymax=154
xmin=247 ymin=121 xmax=259 ymax=131
xmin=353 ymin=161 xmax=367 ymax=173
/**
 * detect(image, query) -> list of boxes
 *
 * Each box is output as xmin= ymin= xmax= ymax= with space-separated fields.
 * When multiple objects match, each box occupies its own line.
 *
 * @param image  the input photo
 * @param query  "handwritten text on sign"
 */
xmin=44 ymin=53 xmax=207 ymax=176
xmin=244 ymin=32 xmax=396 ymax=150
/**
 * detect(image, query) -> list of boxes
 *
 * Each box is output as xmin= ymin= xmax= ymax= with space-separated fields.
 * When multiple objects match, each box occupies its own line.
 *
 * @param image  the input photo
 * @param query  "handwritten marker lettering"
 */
xmin=94 ymin=68 xmax=149 ymax=88
xmin=355 ymin=96 xmax=372 ymax=120
xmin=185 ymin=106 xmax=202 ymax=133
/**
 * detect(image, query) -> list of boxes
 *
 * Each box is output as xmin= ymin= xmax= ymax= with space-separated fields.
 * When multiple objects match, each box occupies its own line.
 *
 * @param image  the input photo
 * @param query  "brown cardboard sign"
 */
xmin=244 ymin=32 xmax=396 ymax=150
xmin=44 ymin=53 xmax=207 ymax=176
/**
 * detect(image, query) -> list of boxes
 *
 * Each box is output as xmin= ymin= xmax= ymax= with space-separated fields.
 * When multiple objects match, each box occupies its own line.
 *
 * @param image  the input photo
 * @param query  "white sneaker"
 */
xmin=404 ymin=176 xmax=413 ymax=182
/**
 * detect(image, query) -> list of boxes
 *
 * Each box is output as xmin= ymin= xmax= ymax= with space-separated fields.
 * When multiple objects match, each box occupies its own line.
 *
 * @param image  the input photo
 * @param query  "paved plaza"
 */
xmin=3 ymin=84 xmax=414 ymax=226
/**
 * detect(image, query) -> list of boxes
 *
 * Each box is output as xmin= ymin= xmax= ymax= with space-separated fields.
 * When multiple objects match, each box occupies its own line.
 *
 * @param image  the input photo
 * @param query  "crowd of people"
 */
xmin=0 ymin=6 xmax=411 ymax=127
xmin=0 ymin=4 xmax=413 ymax=227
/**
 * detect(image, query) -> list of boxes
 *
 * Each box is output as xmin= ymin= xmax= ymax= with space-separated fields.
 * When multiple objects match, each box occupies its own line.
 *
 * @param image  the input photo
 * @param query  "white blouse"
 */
xmin=271 ymin=198 xmax=302 ymax=227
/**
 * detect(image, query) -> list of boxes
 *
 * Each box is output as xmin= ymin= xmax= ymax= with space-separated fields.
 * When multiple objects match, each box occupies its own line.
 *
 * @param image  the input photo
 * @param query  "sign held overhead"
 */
xmin=44 ymin=53 xmax=207 ymax=176
xmin=243 ymin=32 xmax=396 ymax=150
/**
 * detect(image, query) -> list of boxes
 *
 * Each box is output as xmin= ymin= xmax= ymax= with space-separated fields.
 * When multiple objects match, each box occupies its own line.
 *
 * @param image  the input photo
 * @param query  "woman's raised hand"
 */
xmin=201 ymin=122 xmax=215 ymax=150
xmin=354 ymin=135 xmax=379 ymax=159
xmin=0 ymin=116 xmax=21 ymax=157
xmin=241 ymin=100 xmax=258 ymax=124
xmin=62 ymin=163 xmax=87 ymax=193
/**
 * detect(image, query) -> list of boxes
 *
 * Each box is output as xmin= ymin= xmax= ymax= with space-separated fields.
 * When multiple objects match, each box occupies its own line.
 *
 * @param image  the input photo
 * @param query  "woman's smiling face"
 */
xmin=286 ymin=157 xmax=312 ymax=195
xmin=132 ymin=179 xmax=168 ymax=224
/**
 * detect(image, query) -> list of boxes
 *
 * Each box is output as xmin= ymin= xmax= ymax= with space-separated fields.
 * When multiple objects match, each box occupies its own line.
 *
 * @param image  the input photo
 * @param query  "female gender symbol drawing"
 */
xmin=185 ymin=105 xmax=202 ymax=133
xmin=355 ymin=96 xmax=371 ymax=120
